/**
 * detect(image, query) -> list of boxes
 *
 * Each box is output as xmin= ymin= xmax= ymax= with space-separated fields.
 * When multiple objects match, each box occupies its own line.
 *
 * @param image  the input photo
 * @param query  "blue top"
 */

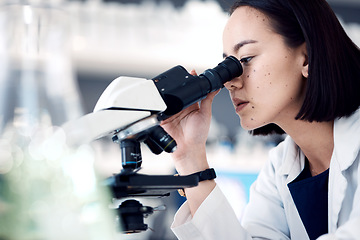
xmin=288 ymin=159 xmax=329 ymax=240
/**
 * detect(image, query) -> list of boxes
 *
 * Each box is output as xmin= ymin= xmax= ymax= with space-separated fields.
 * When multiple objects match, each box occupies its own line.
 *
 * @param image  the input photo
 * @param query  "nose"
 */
xmin=224 ymin=76 xmax=243 ymax=90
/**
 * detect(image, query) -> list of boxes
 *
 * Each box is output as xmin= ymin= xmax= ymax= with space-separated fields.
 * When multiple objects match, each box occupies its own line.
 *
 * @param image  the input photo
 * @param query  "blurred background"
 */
xmin=1 ymin=0 xmax=359 ymax=239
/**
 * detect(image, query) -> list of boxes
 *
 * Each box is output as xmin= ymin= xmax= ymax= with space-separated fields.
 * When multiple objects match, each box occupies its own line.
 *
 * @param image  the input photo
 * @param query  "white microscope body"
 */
xmin=61 ymin=76 xmax=166 ymax=147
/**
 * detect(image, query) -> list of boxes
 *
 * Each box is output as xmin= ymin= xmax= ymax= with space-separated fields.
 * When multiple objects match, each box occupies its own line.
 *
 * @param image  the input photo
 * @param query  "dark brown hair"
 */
xmin=230 ymin=0 xmax=360 ymax=135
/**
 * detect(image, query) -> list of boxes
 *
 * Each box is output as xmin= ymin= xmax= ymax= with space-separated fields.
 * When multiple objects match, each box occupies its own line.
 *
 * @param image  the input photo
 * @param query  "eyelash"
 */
xmin=240 ymin=56 xmax=253 ymax=64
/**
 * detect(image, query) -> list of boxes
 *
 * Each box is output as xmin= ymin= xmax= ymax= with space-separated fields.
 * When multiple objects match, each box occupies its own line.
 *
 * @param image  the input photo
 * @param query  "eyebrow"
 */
xmin=223 ymin=40 xmax=258 ymax=58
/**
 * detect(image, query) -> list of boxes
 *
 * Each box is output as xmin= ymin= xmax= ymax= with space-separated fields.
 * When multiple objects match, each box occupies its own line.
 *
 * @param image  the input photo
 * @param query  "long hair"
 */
xmin=229 ymin=0 xmax=360 ymax=135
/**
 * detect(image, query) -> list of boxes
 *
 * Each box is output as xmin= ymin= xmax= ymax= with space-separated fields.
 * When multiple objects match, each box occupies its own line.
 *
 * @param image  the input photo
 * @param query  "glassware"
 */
xmin=0 ymin=1 xmax=118 ymax=239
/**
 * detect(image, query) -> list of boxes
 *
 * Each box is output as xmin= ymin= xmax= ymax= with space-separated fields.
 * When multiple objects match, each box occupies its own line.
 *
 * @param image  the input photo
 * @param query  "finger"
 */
xmin=190 ymin=69 xmax=198 ymax=76
xmin=161 ymin=102 xmax=200 ymax=125
xmin=202 ymin=89 xmax=220 ymax=106
xmin=212 ymin=89 xmax=221 ymax=96
xmin=199 ymin=96 xmax=215 ymax=117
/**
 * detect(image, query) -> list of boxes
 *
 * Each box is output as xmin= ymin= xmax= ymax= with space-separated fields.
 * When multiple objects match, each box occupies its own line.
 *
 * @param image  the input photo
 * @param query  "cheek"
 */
xmin=245 ymin=67 xmax=277 ymax=101
xmin=238 ymin=53 xmax=305 ymax=129
xmin=250 ymin=61 xmax=302 ymax=99
xmin=244 ymin=68 xmax=301 ymax=120
xmin=237 ymin=71 xmax=273 ymax=129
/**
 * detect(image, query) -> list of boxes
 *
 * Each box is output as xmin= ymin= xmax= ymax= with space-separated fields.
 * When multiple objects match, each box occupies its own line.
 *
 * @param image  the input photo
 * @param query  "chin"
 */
xmin=240 ymin=116 xmax=270 ymax=131
xmin=239 ymin=120 xmax=260 ymax=131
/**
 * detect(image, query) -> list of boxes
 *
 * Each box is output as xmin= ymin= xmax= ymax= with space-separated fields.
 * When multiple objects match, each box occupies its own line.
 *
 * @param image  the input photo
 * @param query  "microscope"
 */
xmin=62 ymin=56 xmax=242 ymax=233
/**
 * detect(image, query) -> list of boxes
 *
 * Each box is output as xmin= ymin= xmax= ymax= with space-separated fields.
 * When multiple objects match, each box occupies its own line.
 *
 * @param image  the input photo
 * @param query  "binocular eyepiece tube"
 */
xmin=153 ymin=56 xmax=243 ymax=120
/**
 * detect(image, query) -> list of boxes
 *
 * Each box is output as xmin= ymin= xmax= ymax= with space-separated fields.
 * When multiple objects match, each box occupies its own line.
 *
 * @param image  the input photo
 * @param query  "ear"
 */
xmin=302 ymin=55 xmax=309 ymax=78
xmin=300 ymin=43 xmax=309 ymax=78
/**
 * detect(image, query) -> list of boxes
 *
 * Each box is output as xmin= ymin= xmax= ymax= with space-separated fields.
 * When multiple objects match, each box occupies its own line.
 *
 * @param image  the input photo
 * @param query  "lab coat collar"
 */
xmin=328 ymin=108 xmax=360 ymax=231
xmin=277 ymin=136 xmax=305 ymax=183
xmin=332 ymin=108 xmax=360 ymax=172
xmin=278 ymin=108 xmax=360 ymax=180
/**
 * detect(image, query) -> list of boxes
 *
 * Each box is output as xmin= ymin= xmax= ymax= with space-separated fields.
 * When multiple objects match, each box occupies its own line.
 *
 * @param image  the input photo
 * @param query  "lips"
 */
xmin=232 ymin=98 xmax=249 ymax=113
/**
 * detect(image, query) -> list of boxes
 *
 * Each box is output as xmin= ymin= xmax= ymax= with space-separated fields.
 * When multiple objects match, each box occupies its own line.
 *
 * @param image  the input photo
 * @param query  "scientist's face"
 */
xmin=223 ymin=6 xmax=308 ymax=131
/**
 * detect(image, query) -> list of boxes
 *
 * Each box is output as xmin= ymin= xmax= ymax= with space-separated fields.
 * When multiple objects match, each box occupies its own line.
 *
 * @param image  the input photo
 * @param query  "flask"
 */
xmin=0 ymin=1 xmax=117 ymax=239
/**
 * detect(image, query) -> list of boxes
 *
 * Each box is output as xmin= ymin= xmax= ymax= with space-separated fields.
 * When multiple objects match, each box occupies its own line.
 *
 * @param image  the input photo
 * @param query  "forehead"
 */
xmin=225 ymin=6 xmax=272 ymax=33
xmin=223 ymin=7 xmax=274 ymax=52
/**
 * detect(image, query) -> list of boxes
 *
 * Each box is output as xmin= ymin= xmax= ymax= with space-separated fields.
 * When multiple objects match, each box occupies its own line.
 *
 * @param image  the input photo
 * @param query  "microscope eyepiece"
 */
xmin=200 ymin=56 xmax=243 ymax=91
xmin=152 ymin=56 xmax=243 ymax=119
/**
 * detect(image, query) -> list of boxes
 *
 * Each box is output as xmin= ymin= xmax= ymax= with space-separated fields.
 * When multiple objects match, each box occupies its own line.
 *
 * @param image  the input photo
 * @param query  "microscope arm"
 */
xmin=61 ymin=76 xmax=167 ymax=147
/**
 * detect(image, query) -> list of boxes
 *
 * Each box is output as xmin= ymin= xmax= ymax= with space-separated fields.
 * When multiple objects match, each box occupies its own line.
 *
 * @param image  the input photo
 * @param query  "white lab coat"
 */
xmin=171 ymin=108 xmax=360 ymax=239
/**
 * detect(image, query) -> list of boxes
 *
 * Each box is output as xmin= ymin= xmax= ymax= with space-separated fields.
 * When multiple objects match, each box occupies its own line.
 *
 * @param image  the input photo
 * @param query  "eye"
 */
xmin=240 ymin=56 xmax=253 ymax=64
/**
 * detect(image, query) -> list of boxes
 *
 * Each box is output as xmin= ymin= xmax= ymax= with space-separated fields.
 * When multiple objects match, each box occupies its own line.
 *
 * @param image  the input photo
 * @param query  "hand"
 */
xmin=160 ymin=70 xmax=219 ymax=174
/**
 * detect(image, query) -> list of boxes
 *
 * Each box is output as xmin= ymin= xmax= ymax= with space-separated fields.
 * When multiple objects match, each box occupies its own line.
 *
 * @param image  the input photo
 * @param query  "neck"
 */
xmin=280 ymin=120 xmax=334 ymax=176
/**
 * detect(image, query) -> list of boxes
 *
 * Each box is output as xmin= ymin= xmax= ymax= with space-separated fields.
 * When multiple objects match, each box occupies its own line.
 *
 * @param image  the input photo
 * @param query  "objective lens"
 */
xmin=120 ymin=139 xmax=142 ymax=169
xmin=148 ymin=126 xmax=177 ymax=153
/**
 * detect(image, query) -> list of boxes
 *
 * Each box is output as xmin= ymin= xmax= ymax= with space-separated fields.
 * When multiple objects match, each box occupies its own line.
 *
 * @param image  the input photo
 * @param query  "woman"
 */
xmin=161 ymin=0 xmax=360 ymax=239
